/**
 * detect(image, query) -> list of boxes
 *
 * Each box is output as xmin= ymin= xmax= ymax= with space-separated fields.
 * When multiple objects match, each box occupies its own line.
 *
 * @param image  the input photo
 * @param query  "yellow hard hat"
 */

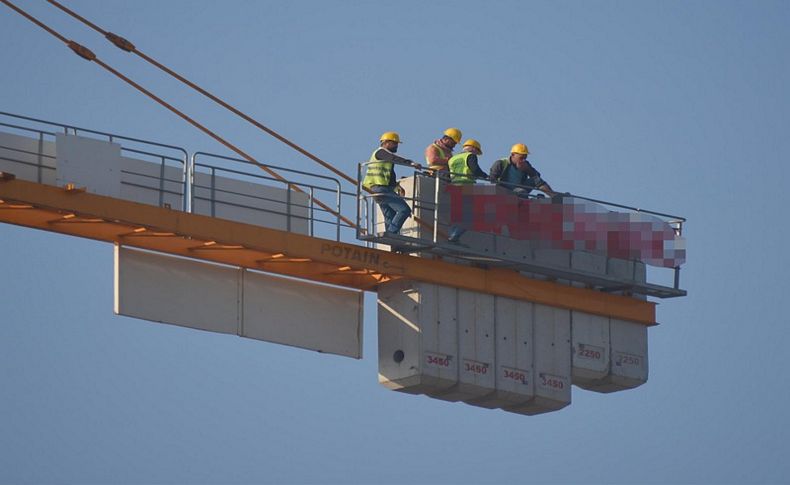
xmin=510 ymin=143 xmax=530 ymax=155
xmin=380 ymin=131 xmax=401 ymax=143
xmin=443 ymin=127 xmax=462 ymax=143
xmin=462 ymin=139 xmax=482 ymax=154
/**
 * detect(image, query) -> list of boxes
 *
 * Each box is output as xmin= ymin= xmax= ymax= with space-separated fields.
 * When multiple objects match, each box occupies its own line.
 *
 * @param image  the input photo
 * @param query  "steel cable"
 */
xmin=42 ymin=0 xmax=446 ymax=238
xmin=2 ymin=0 xmax=356 ymax=229
xmin=45 ymin=0 xmax=359 ymax=187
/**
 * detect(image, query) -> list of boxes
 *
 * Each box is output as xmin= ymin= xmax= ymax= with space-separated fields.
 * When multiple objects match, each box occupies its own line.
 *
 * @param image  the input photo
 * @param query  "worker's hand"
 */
xmin=411 ymin=162 xmax=423 ymax=171
xmin=395 ymin=184 xmax=406 ymax=196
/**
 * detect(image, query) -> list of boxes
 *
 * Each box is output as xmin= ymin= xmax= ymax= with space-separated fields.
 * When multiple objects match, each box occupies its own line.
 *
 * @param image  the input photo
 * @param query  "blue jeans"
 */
xmin=370 ymin=185 xmax=411 ymax=233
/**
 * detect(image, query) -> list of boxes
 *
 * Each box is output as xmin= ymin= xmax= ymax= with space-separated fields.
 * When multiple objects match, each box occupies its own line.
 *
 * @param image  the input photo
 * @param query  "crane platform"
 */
xmin=0 ymin=174 xmax=655 ymax=325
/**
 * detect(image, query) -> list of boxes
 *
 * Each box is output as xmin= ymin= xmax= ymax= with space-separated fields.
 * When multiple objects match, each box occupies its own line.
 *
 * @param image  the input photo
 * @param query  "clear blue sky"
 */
xmin=1 ymin=1 xmax=789 ymax=483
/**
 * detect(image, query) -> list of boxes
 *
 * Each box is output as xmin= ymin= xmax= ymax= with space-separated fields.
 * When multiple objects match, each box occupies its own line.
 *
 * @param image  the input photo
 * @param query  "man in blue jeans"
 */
xmin=363 ymin=131 xmax=422 ymax=234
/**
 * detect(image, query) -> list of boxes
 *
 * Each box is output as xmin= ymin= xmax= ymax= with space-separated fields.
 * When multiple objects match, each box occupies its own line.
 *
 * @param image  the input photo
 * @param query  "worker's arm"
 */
xmin=536 ymin=180 xmax=556 ymax=196
xmin=466 ymin=153 xmax=489 ymax=180
xmin=425 ymin=144 xmax=449 ymax=168
xmin=524 ymin=162 xmax=556 ymax=196
xmin=489 ymin=160 xmax=503 ymax=182
xmin=375 ymin=148 xmax=422 ymax=170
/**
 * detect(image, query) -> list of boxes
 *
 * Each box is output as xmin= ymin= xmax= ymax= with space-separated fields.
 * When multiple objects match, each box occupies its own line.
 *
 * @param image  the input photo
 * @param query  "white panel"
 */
xmin=633 ymin=262 xmax=648 ymax=301
xmin=634 ymin=262 xmax=646 ymax=283
xmin=509 ymin=304 xmax=571 ymax=415
xmin=0 ymin=132 xmax=57 ymax=184
xmin=469 ymin=296 xmax=534 ymax=409
xmin=116 ymin=247 xmax=363 ymax=359
xmin=494 ymin=236 xmax=532 ymax=262
xmin=532 ymin=249 xmax=571 ymax=285
xmin=533 ymin=249 xmax=571 ymax=268
xmin=114 ymin=246 xmax=239 ymax=334
xmin=242 ymin=270 xmax=362 ymax=358
xmin=461 ymin=231 xmax=496 ymax=256
xmin=571 ymin=311 xmax=611 ymax=385
xmin=193 ymin=172 xmax=309 ymax=234
xmin=56 ymin=134 xmax=122 ymax=197
xmin=572 ymin=252 xmax=607 ymax=274
xmin=607 ymin=258 xmax=634 ymax=279
xmin=571 ymin=251 xmax=607 ymax=289
xmin=437 ymin=290 xmax=495 ymax=402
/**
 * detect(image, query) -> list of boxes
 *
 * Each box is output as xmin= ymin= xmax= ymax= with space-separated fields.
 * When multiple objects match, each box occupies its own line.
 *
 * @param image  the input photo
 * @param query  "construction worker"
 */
xmin=447 ymin=139 xmax=488 ymax=242
xmin=448 ymin=139 xmax=487 ymax=185
xmin=363 ymin=131 xmax=422 ymax=235
xmin=425 ymin=127 xmax=462 ymax=174
xmin=490 ymin=143 xmax=556 ymax=198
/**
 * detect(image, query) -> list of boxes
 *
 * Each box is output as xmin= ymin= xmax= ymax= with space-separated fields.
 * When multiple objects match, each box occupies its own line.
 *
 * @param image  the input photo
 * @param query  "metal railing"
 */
xmin=0 ymin=111 xmax=362 ymax=243
xmin=0 ymin=110 xmax=687 ymax=291
xmin=0 ymin=111 xmax=189 ymax=210
xmin=356 ymin=161 xmax=687 ymax=296
xmin=192 ymin=152 xmax=356 ymax=241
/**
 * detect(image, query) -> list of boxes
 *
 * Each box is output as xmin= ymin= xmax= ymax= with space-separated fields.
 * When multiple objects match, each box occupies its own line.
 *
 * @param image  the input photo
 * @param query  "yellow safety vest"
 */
xmin=362 ymin=148 xmax=393 ymax=189
xmin=448 ymin=152 xmax=475 ymax=184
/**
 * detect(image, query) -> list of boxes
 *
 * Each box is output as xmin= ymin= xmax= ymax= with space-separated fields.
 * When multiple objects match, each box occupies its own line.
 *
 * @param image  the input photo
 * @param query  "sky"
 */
xmin=1 ymin=1 xmax=789 ymax=483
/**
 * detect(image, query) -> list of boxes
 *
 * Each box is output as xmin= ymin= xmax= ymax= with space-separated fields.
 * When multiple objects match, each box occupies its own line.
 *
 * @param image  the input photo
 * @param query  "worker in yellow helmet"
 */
xmin=489 ymin=143 xmax=556 ymax=197
xmin=425 ymin=127 xmax=462 ymax=173
xmin=448 ymin=139 xmax=487 ymax=185
xmin=363 ymin=131 xmax=423 ymax=234
xmin=447 ymin=139 xmax=488 ymax=242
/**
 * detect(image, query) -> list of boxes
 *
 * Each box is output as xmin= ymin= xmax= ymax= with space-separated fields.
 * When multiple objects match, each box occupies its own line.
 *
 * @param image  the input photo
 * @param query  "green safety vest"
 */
xmin=448 ymin=152 xmax=476 ymax=184
xmin=426 ymin=143 xmax=450 ymax=169
xmin=362 ymin=148 xmax=393 ymax=188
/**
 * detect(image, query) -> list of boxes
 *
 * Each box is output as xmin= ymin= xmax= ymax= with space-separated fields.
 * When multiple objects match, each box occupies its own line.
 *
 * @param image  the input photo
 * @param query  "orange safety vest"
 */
xmin=426 ymin=142 xmax=451 ymax=170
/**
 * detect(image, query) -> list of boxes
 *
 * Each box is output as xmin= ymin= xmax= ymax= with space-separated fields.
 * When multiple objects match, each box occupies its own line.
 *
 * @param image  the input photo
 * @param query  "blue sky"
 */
xmin=1 ymin=1 xmax=789 ymax=483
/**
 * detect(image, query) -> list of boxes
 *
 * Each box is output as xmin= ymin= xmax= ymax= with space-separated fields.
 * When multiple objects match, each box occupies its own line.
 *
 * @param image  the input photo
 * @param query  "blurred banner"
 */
xmin=447 ymin=185 xmax=685 ymax=268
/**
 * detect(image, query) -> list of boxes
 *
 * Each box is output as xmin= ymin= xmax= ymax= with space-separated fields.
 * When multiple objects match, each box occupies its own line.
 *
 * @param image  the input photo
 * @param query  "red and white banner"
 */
xmin=446 ymin=185 xmax=685 ymax=268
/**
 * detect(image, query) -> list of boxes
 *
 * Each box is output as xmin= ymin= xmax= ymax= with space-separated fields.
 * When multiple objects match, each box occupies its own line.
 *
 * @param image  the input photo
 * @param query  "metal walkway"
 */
xmin=0 ymin=175 xmax=656 ymax=324
xmin=362 ymin=232 xmax=686 ymax=299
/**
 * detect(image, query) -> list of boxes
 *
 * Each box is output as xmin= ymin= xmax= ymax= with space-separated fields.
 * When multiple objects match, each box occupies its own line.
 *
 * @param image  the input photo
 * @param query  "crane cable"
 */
xmin=41 ymin=0 xmax=446 ymax=238
xmin=1 ymin=0 xmax=356 ymax=229
xmin=46 ymin=0 xmax=359 ymax=187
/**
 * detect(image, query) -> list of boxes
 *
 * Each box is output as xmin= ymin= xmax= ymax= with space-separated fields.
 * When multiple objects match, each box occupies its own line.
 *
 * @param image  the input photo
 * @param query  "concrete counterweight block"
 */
xmin=571 ymin=311 xmax=611 ymax=385
xmin=433 ymin=290 xmax=496 ymax=402
xmin=577 ymin=318 xmax=649 ymax=393
xmin=507 ymin=304 xmax=572 ymax=415
xmin=467 ymin=296 xmax=535 ymax=410
xmin=377 ymin=280 xmax=459 ymax=395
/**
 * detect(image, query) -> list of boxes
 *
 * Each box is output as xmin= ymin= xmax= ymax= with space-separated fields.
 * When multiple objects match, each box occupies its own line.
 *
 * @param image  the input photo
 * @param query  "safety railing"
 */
xmin=0 ymin=111 xmax=189 ymax=210
xmin=356 ymin=161 xmax=687 ymax=297
xmin=0 ymin=111 xmax=359 ymax=243
xmin=192 ymin=152 xmax=357 ymax=242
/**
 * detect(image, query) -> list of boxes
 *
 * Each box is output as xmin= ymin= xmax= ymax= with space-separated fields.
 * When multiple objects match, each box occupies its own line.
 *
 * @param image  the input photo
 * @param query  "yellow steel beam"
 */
xmin=0 ymin=178 xmax=656 ymax=324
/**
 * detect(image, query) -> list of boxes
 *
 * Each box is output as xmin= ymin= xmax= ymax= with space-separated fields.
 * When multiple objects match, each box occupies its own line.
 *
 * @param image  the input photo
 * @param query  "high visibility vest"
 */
xmin=426 ymin=143 xmax=450 ymax=169
xmin=362 ymin=148 xmax=393 ymax=188
xmin=448 ymin=152 xmax=476 ymax=184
